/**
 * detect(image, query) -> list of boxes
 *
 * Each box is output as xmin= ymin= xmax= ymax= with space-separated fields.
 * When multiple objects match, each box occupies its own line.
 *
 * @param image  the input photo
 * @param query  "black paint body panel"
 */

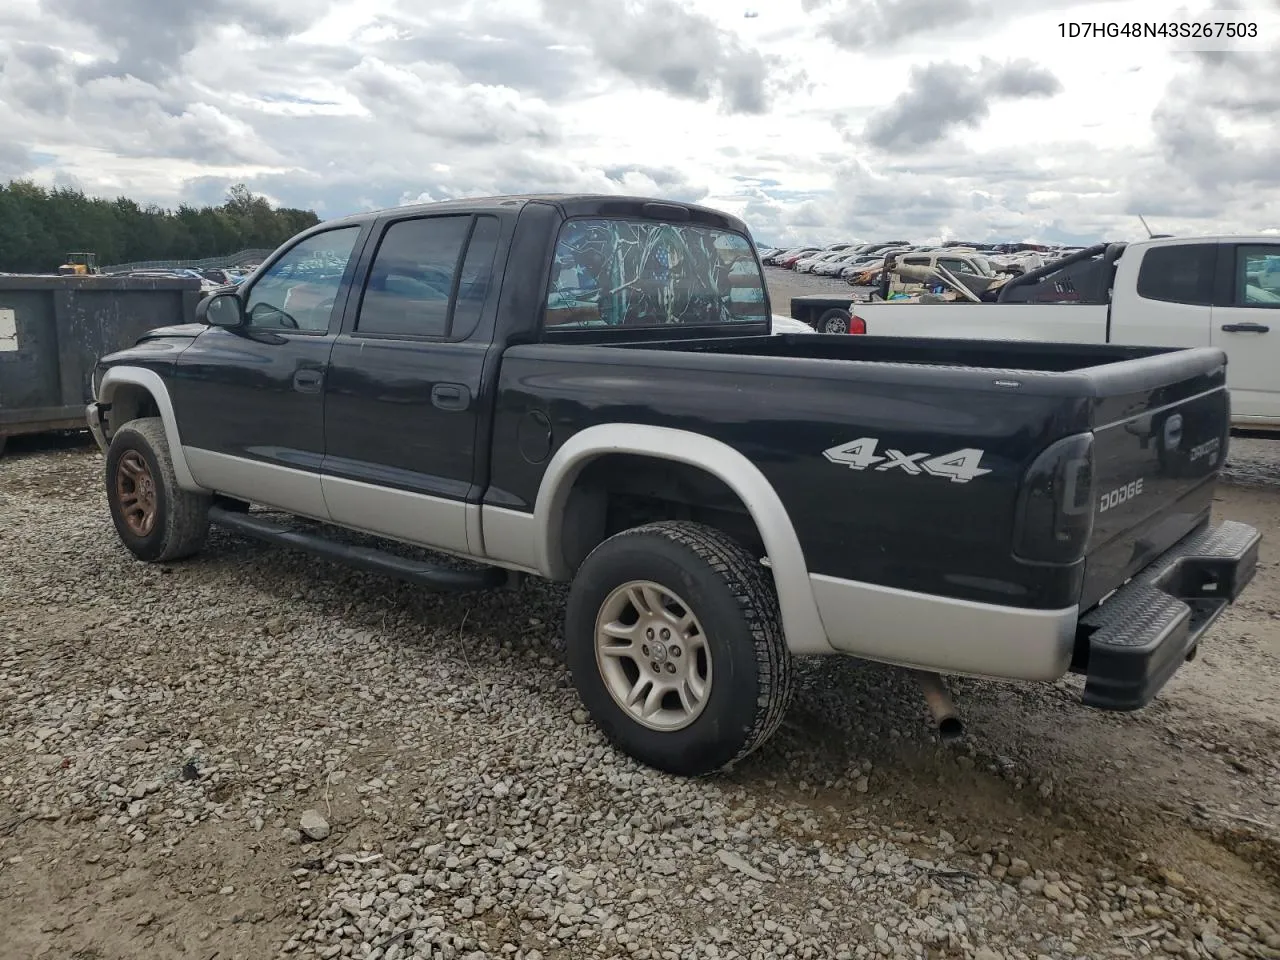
xmin=487 ymin=335 xmax=1228 ymax=608
xmin=323 ymin=337 xmax=488 ymax=500
xmin=172 ymin=326 xmax=336 ymax=472
xmin=91 ymin=193 xmax=1235 ymax=615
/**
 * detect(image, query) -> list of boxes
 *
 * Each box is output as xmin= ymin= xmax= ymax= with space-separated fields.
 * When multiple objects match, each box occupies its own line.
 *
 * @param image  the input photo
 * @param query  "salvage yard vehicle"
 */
xmin=86 ymin=195 xmax=1261 ymax=777
xmin=847 ymin=236 xmax=1280 ymax=432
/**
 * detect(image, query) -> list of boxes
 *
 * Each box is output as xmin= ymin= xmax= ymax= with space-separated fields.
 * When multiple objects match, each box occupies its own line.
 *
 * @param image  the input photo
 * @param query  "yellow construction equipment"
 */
xmin=57 ymin=252 xmax=100 ymax=276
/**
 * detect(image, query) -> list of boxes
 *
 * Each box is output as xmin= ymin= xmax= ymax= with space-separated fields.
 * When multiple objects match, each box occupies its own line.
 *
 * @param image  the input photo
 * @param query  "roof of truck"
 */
xmin=1121 ymin=234 xmax=1280 ymax=248
xmin=318 ymin=193 xmax=752 ymax=235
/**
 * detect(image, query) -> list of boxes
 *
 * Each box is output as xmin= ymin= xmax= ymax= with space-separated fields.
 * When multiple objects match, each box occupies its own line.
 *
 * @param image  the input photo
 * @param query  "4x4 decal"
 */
xmin=823 ymin=437 xmax=992 ymax=483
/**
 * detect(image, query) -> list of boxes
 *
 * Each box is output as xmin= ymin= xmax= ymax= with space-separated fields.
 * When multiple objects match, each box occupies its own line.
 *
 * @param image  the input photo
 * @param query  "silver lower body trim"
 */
xmin=183 ymin=447 xmax=330 ymax=521
xmin=809 ymin=573 xmax=1078 ymax=680
xmin=184 ymin=447 xmax=542 ymax=575
xmin=85 ymin=403 xmax=108 ymax=454
xmin=481 ymin=505 xmax=544 ymax=574
xmin=322 ymin=474 xmax=470 ymax=556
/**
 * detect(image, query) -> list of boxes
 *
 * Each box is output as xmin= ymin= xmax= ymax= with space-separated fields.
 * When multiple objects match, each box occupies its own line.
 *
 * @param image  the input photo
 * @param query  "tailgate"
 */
xmin=1079 ymin=349 xmax=1230 ymax=610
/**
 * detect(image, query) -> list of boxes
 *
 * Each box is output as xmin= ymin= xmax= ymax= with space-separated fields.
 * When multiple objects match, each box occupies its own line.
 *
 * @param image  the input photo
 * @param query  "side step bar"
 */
xmin=208 ymin=505 xmax=509 ymax=592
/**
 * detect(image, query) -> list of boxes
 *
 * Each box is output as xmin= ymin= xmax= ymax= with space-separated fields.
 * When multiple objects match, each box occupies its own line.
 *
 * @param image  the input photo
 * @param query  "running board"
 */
xmin=208 ymin=505 xmax=509 ymax=592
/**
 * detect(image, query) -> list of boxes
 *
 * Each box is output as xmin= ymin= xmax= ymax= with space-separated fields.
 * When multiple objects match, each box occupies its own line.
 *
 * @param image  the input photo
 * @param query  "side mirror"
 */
xmin=197 ymin=291 xmax=245 ymax=329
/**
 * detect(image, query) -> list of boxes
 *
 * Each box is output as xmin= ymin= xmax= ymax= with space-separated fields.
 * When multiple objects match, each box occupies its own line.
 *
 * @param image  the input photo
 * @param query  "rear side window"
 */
xmin=355 ymin=214 xmax=501 ymax=339
xmin=1135 ymin=243 xmax=1216 ymax=306
xmin=1233 ymin=245 xmax=1280 ymax=307
xmin=544 ymin=218 xmax=767 ymax=329
xmin=451 ymin=215 xmax=502 ymax=338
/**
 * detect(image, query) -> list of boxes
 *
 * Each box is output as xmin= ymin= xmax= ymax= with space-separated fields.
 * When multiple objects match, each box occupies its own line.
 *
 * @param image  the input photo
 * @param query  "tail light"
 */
xmin=1012 ymin=432 xmax=1096 ymax=564
xmin=849 ymin=315 xmax=866 ymax=335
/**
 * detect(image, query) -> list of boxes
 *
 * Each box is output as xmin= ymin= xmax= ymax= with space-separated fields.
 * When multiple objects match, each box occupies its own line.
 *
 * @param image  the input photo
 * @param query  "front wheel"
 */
xmin=565 ymin=521 xmax=794 ymax=776
xmin=818 ymin=308 xmax=851 ymax=334
xmin=105 ymin=417 xmax=210 ymax=562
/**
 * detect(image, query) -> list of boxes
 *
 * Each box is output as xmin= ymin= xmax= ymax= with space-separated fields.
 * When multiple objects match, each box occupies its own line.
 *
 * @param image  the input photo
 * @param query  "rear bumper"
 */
xmin=1078 ymin=519 xmax=1261 ymax=711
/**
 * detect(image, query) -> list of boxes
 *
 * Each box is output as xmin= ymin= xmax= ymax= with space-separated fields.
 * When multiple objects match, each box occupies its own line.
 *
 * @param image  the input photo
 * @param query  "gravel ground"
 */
xmin=2 ymin=328 xmax=1280 ymax=959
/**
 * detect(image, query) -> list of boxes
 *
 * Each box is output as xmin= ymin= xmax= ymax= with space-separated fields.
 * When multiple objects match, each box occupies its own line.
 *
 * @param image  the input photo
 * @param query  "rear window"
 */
xmin=1135 ymin=243 xmax=1216 ymax=306
xmin=544 ymin=218 xmax=767 ymax=329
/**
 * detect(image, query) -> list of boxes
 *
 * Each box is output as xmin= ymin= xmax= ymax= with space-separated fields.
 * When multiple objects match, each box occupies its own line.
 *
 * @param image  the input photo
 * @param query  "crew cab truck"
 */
xmin=845 ymin=236 xmax=1280 ymax=432
xmin=85 ymin=195 xmax=1261 ymax=777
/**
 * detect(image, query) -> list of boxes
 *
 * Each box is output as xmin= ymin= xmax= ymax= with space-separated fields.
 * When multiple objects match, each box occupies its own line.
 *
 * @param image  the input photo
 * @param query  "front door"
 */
xmin=321 ymin=212 xmax=504 ymax=556
xmin=1212 ymin=243 xmax=1280 ymax=425
xmin=172 ymin=223 xmax=367 ymax=519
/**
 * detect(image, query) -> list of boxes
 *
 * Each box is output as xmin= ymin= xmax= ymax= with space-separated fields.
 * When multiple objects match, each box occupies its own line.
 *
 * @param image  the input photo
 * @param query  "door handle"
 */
xmin=1220 ymin=322 xmax=1270 ymax=333
xmin=431 ymin=383 xmax=471 ymax=411
xmin=293 ymin=368 xmax=323 ymax=393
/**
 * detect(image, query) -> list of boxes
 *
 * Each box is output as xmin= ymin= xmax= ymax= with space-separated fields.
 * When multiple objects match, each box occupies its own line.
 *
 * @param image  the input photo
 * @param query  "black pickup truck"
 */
xmin=85 ymin=194 xmax=1260 ymax=777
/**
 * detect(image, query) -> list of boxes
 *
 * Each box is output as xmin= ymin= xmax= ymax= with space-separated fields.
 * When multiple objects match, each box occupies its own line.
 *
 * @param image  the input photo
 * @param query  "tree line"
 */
xmin=0 ymin=180 xmax=321 ymax=274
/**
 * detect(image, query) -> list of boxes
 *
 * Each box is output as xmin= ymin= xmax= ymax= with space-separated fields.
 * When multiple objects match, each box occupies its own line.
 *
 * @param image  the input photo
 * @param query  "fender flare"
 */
xmin=533 ymin=423 xmax=834 ymax=655
xmin=97 ymin=366 xmax=206 ymax=492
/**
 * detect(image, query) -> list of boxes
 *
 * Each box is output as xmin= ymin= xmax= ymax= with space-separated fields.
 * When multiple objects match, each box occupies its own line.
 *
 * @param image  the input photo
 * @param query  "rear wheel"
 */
xmin=818 ymin=308 xmax=851 ymax=334
xmin=105 ymin=417 xmax=210 ymax=562
xmin=565 ymin=521 xmax=794 ymax=776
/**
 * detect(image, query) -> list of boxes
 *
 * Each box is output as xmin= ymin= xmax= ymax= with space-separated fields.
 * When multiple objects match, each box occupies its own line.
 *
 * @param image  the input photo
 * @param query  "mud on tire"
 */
xmin=105 ymin=417 xmax=210 ymax=563
xmin=565 ymin=520 xmax=794 ymax=777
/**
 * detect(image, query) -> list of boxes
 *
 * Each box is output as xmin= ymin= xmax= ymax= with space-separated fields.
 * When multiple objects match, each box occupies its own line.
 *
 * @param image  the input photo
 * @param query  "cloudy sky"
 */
xmin=1 ymin=0 xmax=1277 ymax=246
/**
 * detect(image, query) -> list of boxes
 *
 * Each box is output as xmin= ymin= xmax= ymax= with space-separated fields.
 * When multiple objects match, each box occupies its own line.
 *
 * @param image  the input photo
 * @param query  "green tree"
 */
xmin=0 ymin=180 xmax=322 ymax=273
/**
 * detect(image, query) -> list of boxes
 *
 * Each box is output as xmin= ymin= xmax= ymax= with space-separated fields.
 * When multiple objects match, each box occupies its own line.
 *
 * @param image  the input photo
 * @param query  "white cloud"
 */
xmin=0 ymin=0 xmax=1277 ymax=247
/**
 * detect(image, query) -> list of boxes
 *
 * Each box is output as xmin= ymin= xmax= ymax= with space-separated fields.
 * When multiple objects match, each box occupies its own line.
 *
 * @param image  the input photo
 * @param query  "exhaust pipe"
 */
xmin=911 ymin=670 xmax=965 ymax=742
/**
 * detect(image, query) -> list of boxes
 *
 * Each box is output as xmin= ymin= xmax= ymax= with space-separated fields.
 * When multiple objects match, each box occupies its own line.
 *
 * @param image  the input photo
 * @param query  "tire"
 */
xmin=817 ymin=308 xmax=851 ymax=334
xmin=565 ymin=521 xmax=794 ymax=776
xmin=105 ymin=417 xmax=210 ymax=563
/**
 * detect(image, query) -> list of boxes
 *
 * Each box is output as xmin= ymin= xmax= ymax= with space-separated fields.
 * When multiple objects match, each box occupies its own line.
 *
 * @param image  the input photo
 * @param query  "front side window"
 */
xmin=544 ymin=218 xmax=767 ymax=329
xmin=1234 ymin=245 xmax=1280 ymax=307
xmin=1135 ymin=243 xmax=1216 ymax=306
xmin=245 ymin=226 xmax=362 ymax=332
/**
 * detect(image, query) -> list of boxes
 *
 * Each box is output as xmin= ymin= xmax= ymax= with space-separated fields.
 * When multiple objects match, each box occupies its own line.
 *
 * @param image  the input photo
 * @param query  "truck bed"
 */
xmin=496 ymin=331 xmax=1231 ymax=624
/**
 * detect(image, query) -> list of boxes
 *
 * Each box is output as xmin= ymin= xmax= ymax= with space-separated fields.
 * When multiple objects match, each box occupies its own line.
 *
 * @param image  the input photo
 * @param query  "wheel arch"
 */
xmin=97 ymin=366 xmax=205 ymax=492
xmin=534 ymin=423 xmax=833 ymax=655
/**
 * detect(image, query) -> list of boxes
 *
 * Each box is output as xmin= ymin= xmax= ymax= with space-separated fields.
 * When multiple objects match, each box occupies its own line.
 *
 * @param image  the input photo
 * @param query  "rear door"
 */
xmin=1211 ymin=242 xmax=1280 ymax=424
xmin=320 ymin=210 xmax=507 ymax=556
xmin=1111 ymin=241 xmax=1217 ymax=349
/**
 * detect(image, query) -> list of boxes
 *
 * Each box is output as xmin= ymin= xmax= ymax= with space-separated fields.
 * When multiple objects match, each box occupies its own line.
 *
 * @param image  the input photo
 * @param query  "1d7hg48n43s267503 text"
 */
xmin=1057 ymin=20 xmax=1259 ymax=39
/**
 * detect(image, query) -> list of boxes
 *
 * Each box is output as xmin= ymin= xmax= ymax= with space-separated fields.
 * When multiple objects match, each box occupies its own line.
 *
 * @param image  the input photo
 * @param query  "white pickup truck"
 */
xmin=846 ymin=236 xmax=1280 ymax=432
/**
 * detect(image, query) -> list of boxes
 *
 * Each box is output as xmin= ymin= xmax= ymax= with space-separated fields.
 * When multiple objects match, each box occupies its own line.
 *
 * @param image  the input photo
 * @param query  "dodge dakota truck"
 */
xmin=85 ymin=194 xmax=1261 ymax=777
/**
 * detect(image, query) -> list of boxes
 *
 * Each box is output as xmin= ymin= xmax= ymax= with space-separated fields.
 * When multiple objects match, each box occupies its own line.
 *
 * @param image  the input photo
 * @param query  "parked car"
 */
xmin=795 ymin=250 xmax=850 ymax=273
xmin=763 ymin=246 xmax=813 ymax=266
xmin=87 ymin=196 xmax=1260 ymax=777
xmin=776 ymin=248 xmax=821 ymax=268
